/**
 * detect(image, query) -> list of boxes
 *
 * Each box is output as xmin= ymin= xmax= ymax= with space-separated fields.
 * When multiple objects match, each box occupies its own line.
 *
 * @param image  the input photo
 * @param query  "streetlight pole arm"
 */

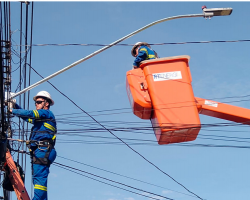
xmin=130 ymin=14 xmax=204 ymax=36
xmin=10 ymin=11 xmax=222 ymax=99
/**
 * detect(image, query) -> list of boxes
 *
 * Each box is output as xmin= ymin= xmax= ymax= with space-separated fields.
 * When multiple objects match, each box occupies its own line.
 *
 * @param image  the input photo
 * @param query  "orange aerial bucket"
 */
xmin=126 ymin=56 xmax=201 ymax=145
xmin=126 ymin=68 xmax=152 ymax=119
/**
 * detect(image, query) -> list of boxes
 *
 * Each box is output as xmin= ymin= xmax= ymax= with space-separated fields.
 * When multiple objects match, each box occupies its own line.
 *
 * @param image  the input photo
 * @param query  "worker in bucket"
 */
xmin=131 ymin=42 xmax=158 ymax=69
xmin=9 ymin=91 xmax=56 ymax=200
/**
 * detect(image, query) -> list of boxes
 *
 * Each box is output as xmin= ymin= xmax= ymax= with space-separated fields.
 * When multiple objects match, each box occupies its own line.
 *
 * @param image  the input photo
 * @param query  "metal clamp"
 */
xmin=36 ymin=141 xmax=50 ymax=146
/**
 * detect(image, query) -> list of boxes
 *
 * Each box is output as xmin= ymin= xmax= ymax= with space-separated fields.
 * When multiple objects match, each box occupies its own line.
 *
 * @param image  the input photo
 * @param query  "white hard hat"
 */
xmin=131 ymin=42 xmax=151 ymax=57
xmin=33 ymin=91 xmax=54 ymax=106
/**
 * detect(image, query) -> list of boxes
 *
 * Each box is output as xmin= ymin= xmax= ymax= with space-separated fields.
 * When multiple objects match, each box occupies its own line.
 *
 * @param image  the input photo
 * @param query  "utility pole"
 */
xmin=0 ymin=2 xmax=32 ymax=200
xmin=0 ymin=2 xmax=12 ymax=199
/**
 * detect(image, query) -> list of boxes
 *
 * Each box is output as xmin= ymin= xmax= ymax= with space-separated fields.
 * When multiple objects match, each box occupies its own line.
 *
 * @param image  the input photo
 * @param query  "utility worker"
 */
xmin=9 ymin=91 xmax=57 ymax=200
xmin=131 ymin=42 xmax=158 ymax=69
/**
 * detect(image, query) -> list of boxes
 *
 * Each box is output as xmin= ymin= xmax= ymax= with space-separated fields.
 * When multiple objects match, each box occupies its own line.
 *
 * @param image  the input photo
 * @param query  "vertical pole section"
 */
xmin=5 ymin=150 xmax=30 ymax=200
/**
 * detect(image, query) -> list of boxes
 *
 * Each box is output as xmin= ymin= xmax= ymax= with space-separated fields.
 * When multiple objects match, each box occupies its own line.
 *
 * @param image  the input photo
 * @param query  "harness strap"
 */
xmin=29 ymin=120 xmax=56 ymax=166
xmin=31 ymin=140 xmax=54 ymax=166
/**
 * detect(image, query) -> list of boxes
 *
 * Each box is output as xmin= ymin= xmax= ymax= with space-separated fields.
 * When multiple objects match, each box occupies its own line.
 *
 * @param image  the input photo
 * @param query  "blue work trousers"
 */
xmin=32 ymin=147 xmax=56 ymax=200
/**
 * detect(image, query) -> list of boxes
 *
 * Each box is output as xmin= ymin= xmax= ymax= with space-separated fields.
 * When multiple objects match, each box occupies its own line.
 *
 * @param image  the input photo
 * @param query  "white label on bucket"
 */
xmin=152 ymin=71 xmax=182 ymax=81
xmin=205 ymin=100 xmax=218 ymax=107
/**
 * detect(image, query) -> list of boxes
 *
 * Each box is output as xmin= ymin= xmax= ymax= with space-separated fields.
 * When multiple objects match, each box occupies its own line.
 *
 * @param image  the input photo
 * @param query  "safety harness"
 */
xmin=28 ymin=120 xmax=56 ymax=166
xmin=31 ymin=137 xmax=56 ymax=166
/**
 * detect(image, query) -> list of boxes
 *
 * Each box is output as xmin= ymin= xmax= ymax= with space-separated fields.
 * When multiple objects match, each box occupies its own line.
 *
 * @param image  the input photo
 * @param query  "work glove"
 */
xmin=9 ymin=99 xmax=16 ymax=109
xmin=4 ymin=92 xmax=16 ymax=109
xmin=5 ymin=99 xmax=16 ymax=109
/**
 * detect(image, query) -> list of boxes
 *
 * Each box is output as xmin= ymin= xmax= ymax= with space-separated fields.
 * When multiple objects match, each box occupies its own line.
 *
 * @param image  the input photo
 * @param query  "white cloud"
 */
xmin=124 ymin=198 xmax=135 ymax=200
xmin=50 ymin=173 xmax=57 ymax=178
xmin=104 ymin=192 xmax=116 ymax=196
xmin=162 ymin=190 xmax=173 ymax=194
xmin=140 ymin=192 xmax=164 ymax=200
xmin=114 ymin=82 xmax=125 ymax=95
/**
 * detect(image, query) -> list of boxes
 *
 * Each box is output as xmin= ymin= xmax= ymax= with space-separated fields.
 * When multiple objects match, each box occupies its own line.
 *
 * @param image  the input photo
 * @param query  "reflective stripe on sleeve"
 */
xmin=44 ymin=123 xmax=56 ymax=132
xmin=34 ymin=184 xmax=47 ymax=191
xmin=139 ymin=48 xmax=148 ymax=53
xmin=139 ymin=48 xmax=150 ymax=59
xmin=52 ymin=134 xmax=56 ymax=141
xmin=148 ymin=54 xmax=156 ymax=59
xmin=33 ymin=110 xmax=39 ymax=118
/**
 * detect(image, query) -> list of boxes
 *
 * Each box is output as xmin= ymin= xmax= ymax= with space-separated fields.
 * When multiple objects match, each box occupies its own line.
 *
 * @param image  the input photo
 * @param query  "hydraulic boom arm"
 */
xmin=195 ymin=97 xmax=250 ymax=124
xmin=5 ymin=150 xmax=30 ymax=200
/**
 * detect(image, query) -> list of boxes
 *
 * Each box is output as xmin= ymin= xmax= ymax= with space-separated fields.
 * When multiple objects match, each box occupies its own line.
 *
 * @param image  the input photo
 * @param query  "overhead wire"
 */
xmin=53 ymin=162 xmax=174 ymax=200
xmin=54 ymin=124 xmax=250 ymax=146
xmin=12 ymin=147 xmax=173 ymax=200
xmin=56 ymin=134 xmax=250 ymax=145
xmin=0 ymin=1 xmax=12 ymax=198
xmin=7 ymin=4 xmax=250 ymax=200
xmin=9 ymin=17 xmax=250 ymax=200
xmin=10 ymin=110 xmax=250 ymax=133
xmin=10 ymin=112 xmax=250 ymax=147
xmin=16 ymin=2 xmax=23 ymax=169
xmin=26 ymin=120 xmax=247 ymax=147
xmin=9 ymin=1 xmax=34 ymax=197
xmin=29 ymin=65 xmax=204 ymax=200
xmin=9 ymin=127 xmax=250 ymax=149
xmin=56 ymin=141 xmax=250 ymax=149
xmin=52 ymin=97 xmax=250 ymax=118
xmin=54 ymin=163 xmax=171 ymax=200
xmin=0 ymin=2 xmax=4 ymax=137
xmin=57 ymin=155 xmax=197 ymax=198
xmin=18 ymin=0 xmax=29 ymax=171
xmin=23 ymin=1 xmax=33 ymax=177
xmin=10 ymin=39 xmax=250 ymax=47
xmin=45 ymin=121 xmax=250 ymax=147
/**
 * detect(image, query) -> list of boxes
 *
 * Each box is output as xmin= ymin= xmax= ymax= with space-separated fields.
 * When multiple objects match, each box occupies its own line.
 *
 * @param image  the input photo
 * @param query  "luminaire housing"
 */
xmin=203 ymin=7 xmax=233 ymax=16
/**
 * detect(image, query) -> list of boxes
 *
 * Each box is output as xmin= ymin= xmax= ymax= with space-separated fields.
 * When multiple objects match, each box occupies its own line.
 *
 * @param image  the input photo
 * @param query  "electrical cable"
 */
xmin=57 ymin=155 xmax=198 ymax=198
xmin=12 ymin=149 xmax=167 ymax=200
xmin=16 ymin=0 xmax=23 ymax=172
xmin=10 ymin=37 xmax=250 ymax=200
xmin=55 ymin=141 xmax=250 ymax=148
xmin=54 ymin=164 xmax=167 ymax=200
xmin=25 ymin=1 xmax=34 ymax=179
xmin=9 ymin=127 xmax=250 ymax=148
xmin=55 ymin=85 xmax=250 ymax=117
xmin=8 ymin=2 xmax=250 ymax=200
xmin=53 ymin=162 xmax=174 ymax=200
xmin=11 ymin=39 xmax=250 ymax=47
xmin=12 ymin=145 xmax=176 ymax=200
xmin=10 ymin=117 xmax=250 ymax=147
xmin=52 ymin=96 xmax=250 ymax=118
xmin=29 ymin=65 xmax=204 ymax=199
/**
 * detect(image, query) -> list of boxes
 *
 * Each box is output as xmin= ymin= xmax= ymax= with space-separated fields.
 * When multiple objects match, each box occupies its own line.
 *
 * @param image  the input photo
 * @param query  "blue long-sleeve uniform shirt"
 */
xmin=12 ymin=104 xmax=57 ymax=146
xmin=133 ymin=45 xmax=157 ymax=68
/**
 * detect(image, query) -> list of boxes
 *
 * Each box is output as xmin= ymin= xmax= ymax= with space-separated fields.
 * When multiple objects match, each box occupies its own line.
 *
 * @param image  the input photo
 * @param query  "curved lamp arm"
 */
xmin=11 ymin=8 xmax=232 ymax=99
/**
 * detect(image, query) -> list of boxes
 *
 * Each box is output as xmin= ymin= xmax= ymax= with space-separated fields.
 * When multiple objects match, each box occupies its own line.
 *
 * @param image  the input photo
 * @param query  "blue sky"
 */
xmin=8 ymin=1 xmax=250 ymax=200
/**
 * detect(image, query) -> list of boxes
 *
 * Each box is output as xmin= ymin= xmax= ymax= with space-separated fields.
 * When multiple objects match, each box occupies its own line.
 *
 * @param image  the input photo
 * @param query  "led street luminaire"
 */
xmin=203 ymin=7 xmax=233 ymax=16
